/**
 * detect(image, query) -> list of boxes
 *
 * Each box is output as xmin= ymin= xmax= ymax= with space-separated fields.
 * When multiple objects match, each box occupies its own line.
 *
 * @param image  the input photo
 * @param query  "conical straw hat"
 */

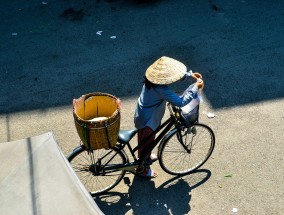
xmin=145 ymin=56 xmax=187 ymax=85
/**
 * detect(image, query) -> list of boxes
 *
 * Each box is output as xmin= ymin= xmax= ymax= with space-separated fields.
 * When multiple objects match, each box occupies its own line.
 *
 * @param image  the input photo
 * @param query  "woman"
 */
xmin=134 ymin=56 xmax=204 ymax=178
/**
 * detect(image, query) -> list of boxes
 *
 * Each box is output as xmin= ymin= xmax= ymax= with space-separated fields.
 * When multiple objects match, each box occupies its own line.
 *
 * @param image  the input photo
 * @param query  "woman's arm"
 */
xmin=155 ymin=85 xmax=199 ymax=107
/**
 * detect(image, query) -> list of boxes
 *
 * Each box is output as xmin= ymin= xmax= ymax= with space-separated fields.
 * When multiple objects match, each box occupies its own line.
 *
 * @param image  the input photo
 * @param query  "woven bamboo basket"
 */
xmin=73 ymin=92 xmax=121 ymax=150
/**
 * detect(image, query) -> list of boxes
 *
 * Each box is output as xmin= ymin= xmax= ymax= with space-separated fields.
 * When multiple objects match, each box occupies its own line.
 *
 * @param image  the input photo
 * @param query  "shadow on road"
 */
xmin=1 ymin=0 xmax=284 ymax=115
xmin=94 ymin=169 xmax=211 ymax=214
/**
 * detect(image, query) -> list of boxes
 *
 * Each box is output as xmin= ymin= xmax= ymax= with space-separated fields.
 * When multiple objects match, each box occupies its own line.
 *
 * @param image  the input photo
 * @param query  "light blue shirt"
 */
xmin=134 ymin=83 xmax=198 ymax=130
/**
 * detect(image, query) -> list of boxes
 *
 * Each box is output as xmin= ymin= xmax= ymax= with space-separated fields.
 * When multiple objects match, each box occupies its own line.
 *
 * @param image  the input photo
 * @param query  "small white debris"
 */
xmin=110 ymin=36 xmax=116 ymax=39
xmin=232 ymin=208 xmax=238 ymax=213
xmin=96 ymin=31 xmax=103 ymax=35
xmin=11 ymin=33 xmax=18 ymax=36
xmin=42 ymin=2 xmax=48 ymax=4
xmin=207 ymin=112 xmax=216 ymax=118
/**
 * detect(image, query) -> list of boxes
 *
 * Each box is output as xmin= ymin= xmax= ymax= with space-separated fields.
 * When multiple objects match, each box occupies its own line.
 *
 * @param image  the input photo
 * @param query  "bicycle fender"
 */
xmin=66 ymin=145 xmax=84 ymax=161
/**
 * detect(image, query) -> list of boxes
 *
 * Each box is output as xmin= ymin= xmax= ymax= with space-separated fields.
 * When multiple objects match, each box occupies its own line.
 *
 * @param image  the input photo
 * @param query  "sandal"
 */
xmin=139 ymin=168 xmax=158 ymax=178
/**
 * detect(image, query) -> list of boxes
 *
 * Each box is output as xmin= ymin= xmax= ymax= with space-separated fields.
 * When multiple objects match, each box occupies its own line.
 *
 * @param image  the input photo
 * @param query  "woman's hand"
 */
xmin=195 ymin=78 xmax=204 ymax=89
xmin=192 ymin=72 xmax=202 ymax=80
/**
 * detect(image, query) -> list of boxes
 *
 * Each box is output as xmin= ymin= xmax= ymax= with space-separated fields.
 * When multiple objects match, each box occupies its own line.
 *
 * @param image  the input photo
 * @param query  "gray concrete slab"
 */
xmin=0 ymin=132 xmax=103 ymax=215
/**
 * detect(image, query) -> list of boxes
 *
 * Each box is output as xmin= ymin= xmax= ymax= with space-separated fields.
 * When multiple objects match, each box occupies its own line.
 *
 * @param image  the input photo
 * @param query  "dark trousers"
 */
xmin=137 ymin=126 xmax=155 ymax=159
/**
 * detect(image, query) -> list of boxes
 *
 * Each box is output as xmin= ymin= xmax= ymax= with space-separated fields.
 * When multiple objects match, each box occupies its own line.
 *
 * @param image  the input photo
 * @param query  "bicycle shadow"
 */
xmin=94 ymin=169 xmax=211 ymax=214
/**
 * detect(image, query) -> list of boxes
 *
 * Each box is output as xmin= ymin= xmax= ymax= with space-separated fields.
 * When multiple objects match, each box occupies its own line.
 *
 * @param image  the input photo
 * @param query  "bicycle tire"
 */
xmin=158 ymin=123 xmax=215 ymax=175
xmin=67 ymin=145 xmax=128 ymax=196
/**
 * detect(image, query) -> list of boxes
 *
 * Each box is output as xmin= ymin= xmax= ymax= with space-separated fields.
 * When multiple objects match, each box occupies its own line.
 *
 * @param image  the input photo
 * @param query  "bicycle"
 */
xmin=67 ymin=103 xmax=215 ymax=196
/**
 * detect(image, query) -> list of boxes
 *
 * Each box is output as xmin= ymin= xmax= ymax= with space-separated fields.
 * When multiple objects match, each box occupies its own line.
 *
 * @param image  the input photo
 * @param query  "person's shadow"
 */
xmin=95 ymin=169 xmax=211 ymax=214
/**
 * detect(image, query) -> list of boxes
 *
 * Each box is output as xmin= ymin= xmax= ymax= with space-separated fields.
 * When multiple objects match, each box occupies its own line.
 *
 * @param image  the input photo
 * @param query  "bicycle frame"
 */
xmin=84 ymin=104 xmax=185 ymax=175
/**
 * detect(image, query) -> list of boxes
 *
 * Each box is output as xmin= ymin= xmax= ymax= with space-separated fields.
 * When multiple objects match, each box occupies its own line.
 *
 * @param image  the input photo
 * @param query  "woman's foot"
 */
xmin=139 ymin=168 xmax=158 ymax=178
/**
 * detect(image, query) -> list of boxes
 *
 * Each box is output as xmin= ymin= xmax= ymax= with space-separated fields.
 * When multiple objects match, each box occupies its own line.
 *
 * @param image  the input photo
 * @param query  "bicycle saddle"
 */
xmin=118 ymin=128 xmax=138 ymax=144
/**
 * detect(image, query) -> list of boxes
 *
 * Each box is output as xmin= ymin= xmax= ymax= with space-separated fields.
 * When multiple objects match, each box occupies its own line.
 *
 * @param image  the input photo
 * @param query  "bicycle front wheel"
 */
xmin=67 ymin=145 xmax=127 ymax=196
xmin=158 ymin=123 xmax=215 ymax=175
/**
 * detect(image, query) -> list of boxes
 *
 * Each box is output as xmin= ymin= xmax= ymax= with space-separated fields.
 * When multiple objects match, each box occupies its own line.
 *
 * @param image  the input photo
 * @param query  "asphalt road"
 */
xmin=1 ymin=0 xmax=284 ymax=214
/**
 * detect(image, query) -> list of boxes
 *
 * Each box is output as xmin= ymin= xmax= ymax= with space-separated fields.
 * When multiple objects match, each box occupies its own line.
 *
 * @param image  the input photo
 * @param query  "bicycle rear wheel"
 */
xmin=158 ymin=123 xmax=215 ymax=175
xmin=67 ymin=145 xmax=128 ymax=196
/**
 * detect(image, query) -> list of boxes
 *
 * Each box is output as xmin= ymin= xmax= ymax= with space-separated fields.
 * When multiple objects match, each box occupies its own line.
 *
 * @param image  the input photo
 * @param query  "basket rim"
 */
xmin=73 ymin=92 xmax=120 ymax=122
xmin=84 ymin=92 xmax=117 ymax=99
